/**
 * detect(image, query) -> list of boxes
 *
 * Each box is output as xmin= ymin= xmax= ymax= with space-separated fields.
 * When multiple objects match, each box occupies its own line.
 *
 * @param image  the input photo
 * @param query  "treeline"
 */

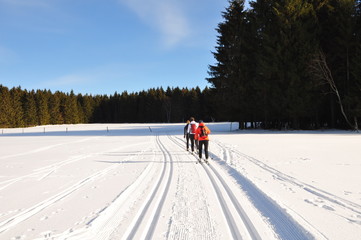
xmin=0 ymin=85 xmax=214 ymax=128
xmin=208 ymin=0 xmax=361 ymax=130
xmin=3 ymin=0 xmax=361 ymax=130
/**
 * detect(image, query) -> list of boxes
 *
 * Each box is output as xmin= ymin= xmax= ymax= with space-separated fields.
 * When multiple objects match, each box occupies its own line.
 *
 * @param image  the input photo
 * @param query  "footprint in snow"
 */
xmin=322 ymin=205 xmax=335 ymax=211
xmin=12 ymin=235 xmax=25 ymax=240
xmin=304 ymin=199 xmax=318 ymax=207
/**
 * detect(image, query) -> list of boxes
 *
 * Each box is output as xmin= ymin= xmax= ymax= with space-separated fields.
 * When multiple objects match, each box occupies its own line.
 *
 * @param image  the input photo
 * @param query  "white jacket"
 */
xmin=187 ymin=121 xmax=198 ymax=134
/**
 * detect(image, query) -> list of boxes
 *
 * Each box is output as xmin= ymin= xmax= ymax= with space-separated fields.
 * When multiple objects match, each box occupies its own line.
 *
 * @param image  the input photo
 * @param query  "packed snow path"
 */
xmin=1 ymin=123 xmax=360 ymax=239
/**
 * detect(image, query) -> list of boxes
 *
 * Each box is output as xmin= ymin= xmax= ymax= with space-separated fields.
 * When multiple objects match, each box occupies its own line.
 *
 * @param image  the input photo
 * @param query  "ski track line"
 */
xmin=0 ymin=141 xmax=150 ymax=191
xmin=170 ymin=136 xmax=261 ymax=240
xmin=0 ymin=136 xmax=99 ymax=160
xmin=0 ymin=154 xmax=101 ymax=191
xmin=142 ymin=135 xmax=174 ymax=240
xmin=168 ymin=136 xmax=201 ymax=164
xmin=0 ymin=155 xmax=92 ymax=191
xmin=167 ymin=135 xmax=217 ymax=240
xmin=55 ymin=137 xmax=158 ymax=240
xmin=0 ymin=142 xmax=154 ymax=235
xmin=175 ymin=135 xmax=317 ymax=240
xmin=33 ymin=141 xmax=151 ymax=182
xmin=201 ymin=163 xmax=243 ymax=239
xmin=0 ymin=165 xmax=117 ymax=234
xmin=206 ymin=163 xmax=262 ymax=240
xmin=212 ymin=141 xmax=321 ymax=240
xmin=220 ymin=141 xmax=361 ymax=215
xmin=121 ymin=134 xmax=173 ymax=240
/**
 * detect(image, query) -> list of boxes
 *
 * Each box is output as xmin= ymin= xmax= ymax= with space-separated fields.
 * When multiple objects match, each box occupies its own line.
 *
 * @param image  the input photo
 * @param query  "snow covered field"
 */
xmin=0 ymin=123 xmax=360 ymax=240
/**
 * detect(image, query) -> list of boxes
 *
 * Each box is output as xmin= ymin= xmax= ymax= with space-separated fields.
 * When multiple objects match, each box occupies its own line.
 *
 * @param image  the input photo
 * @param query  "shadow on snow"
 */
xmin=212 ymin=154 xmax=315 ymax=240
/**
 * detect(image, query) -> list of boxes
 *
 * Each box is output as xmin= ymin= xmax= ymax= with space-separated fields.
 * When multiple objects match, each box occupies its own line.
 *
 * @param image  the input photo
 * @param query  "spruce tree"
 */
xmin=207 ymin=0 xmax=248 ymax=124
xmin=81 ymin=94 xmax=94 ymax=123
xmin=35 ymin=90 xmax=51 ymax=125
xmin=273 ymin=0 xmax=318 ymax=128
xmin=0 ymin=85 xmax=12 ymax=127
xmin=10 ymin=87 xmax=25 ymax=127
xmin=62 ymin=90 xmax=80 ymax=124
xmin=48 ymin=91 xmax=64 ymax=124
xmin=23 ymin=90 xmax=38 ymax=126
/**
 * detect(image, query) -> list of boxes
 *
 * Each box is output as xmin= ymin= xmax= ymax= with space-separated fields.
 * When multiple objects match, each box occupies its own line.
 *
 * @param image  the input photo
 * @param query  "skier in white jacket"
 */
xmin=187 ymin=117 xmax=199 ymax=152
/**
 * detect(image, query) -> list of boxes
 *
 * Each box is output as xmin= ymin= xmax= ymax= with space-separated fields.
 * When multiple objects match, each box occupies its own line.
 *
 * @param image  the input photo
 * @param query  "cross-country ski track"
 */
xmin=1 ymin=123 xmax=360 ymax=239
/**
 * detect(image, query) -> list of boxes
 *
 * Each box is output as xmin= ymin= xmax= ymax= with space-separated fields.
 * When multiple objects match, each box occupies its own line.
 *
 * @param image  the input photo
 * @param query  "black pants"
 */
xmin=190 ymin=134 xmax=198 ymax=152
xmin=185 ymin=133 xmax=190 ymax=150
xmin=198 ymin=140 xmax=209 ymax=159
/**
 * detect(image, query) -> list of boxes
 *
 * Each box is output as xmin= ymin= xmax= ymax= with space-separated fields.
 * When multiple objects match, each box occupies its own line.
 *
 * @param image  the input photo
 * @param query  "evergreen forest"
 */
xmin=1 ymin=0 xmax=361 ymax=130
xmin=208 ymin=0 xmax=361 ymax=130
xmin=0 ymin=86 xmax=214 ymax=127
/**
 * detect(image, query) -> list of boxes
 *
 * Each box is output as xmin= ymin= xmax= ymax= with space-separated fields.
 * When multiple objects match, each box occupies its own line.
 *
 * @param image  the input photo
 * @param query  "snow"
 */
xmin=0 ymin=123 xmax=360 ymax=240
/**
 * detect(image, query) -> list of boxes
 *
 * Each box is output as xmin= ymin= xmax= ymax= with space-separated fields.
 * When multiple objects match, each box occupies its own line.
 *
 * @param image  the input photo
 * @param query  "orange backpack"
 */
xmin=199 ymin=126 xmax=208 ymax=137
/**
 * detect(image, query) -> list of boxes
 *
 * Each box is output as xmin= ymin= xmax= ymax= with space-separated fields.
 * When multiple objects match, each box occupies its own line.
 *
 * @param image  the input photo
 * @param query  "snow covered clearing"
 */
xmin=0 ymin=123 xmax=360 ymax=239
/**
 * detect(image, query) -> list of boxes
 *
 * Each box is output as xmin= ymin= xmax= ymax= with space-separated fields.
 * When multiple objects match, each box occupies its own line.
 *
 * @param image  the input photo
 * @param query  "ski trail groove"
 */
xmin=220 ymin=141 xmax=361 ymax=215
xmin=207 ymin=163 xmax=262 ymax=240
xmin=0 ymin=142 xmax=154 ymax=236
xmin=167 ymin=135 xmax=217 ymax=240
xmin=122 ymin=134 xmax=173 ymax=240
xmin=0 ymin=137 xmax=98 ymax=160
xmin=0 ymin=164 xmax=118 ymax=234
xmin=212 ymin=141 xmax=317 ymax=240
xmin=0 ymin=141 xmax=151 ymax=191
xmin=170 ymin=135 xmax=261 ymax=239
xmin=52 ymin=138 xmax=157 ymax=240
xmin=143 ymin=135 xmax=174 ymax=239
xmin=201 ymin=165 xmax=243 ymax=239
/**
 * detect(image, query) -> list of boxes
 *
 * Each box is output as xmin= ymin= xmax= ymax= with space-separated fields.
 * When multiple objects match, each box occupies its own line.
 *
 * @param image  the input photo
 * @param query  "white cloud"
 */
xmin=118 ymin=0 xmax=191 ymax=47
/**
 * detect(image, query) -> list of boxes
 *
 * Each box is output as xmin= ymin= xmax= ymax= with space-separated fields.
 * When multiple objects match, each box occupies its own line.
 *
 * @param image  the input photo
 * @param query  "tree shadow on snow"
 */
xmin=211 ymin=153 xmax=316 ymax=240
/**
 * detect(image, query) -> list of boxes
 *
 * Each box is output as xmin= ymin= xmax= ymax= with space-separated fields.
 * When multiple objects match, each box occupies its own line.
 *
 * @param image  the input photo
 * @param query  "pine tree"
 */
xmin=309 ymin=0 xmax=360 ymax=129
xmin=344 ymin=0 xmax=361 ymax=129
xmin=10 ymin=87 xmax=25 ymax=127
xmin=272 ymin=0 xmax=318 ymax=128
xmin=207 ymin=0 xmax=248 ymax=124
xmin=35 ymin=90 xmax=51 ymax=125
xmin=81 ymin=94 xmax=94 ymax=123
xmin=48 ymin=91 xmax=64 ymax=124
xmin=62 ymin=90 xmax=80 ymax=124
xmin=0 ymin=85 xmax=12 ymax=127
xmin=23 ymin=90 xmax=38 ymax=126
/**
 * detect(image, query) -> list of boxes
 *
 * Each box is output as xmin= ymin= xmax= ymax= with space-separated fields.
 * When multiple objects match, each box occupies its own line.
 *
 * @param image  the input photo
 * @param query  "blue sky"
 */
xmin=0 ymin=0 xmax=247 ymax=95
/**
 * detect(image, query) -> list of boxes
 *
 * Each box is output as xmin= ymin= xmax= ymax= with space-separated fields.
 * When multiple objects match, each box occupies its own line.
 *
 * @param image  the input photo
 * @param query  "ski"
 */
xmin=187 ymin=150 xmax=208 ymax=165
xmin=189 ymin=151 xmax=200 ymax=164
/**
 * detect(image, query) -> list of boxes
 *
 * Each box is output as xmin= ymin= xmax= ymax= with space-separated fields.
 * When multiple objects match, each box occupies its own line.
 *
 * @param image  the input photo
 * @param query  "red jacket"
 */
xmin=195 ymin=123 xmax=211 ymax=141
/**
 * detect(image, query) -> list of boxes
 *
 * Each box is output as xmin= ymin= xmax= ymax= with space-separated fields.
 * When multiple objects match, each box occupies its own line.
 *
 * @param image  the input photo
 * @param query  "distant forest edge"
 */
xmin=1 ymin=0 xmax=361 ymax=130
xmin=0 ymin=86 xmax=215 ymax=128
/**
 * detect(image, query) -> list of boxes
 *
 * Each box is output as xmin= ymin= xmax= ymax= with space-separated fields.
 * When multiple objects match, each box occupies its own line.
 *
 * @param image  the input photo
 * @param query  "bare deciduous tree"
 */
xmin=309 ymin=49 xmax=358 ymax=131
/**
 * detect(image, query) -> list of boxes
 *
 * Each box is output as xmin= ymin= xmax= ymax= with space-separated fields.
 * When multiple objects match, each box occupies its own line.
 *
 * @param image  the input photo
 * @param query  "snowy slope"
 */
xmin=0 ymin=123 xmax=360 ymax=239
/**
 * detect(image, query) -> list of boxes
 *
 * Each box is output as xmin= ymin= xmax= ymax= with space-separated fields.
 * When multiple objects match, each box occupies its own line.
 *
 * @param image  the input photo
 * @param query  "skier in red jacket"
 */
xmin=195 ymin=121 xmax=211 ymax=162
